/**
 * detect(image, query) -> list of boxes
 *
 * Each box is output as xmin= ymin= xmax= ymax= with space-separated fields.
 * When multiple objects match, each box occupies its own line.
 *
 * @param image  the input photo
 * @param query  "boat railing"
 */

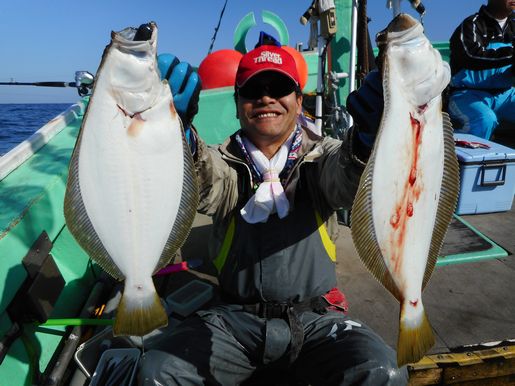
xmin=0 ymin=99 xmax=88 ymax=181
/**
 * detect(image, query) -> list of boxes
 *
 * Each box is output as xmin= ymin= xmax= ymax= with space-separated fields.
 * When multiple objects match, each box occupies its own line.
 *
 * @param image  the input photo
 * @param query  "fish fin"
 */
xmin=422 ymin=111 xmax=460 ymax=289
xmin=64 ymin=123 xmax=124 ymax=280
xmin=154 ymin=120 xmax=199 ymax=272
xmin=397 ymin=300 xmax=435 ymax=366
xmin=113 ymin=289 xmax=168 ymax=336
xmin=351 ymin=141 xmax=403 ymax=301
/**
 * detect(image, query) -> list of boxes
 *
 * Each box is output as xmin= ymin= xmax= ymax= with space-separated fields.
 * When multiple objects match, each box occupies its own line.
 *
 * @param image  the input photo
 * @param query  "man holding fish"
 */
xmin=62 ymin=21 xmax=410 ymax=384
xmin=137 ymin=43 xmax=410 ymax=385
xmin=62 ymin=11 xmax=457 ymax=383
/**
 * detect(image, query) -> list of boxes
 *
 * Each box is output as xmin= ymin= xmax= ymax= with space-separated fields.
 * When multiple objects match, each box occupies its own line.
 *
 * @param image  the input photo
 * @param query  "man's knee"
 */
xmin=468 ymin=109 xmax=498 ymax=139
xmin=360 ymin=342 xmax=409 ymax=385
xmin=346 ymin=329 xmax=408 ymax=385
xmin=368 ymin=363 xmax=409 ymax=386
xmin=138 ymin=349 xmax=203 ymax=386
xmin=448 ymin=93 xmax=499 ymax=139
xmin=452 ymin=106 xmax=498 ymax=139
xmin=343 ymin=360 xmax=408 ymax=386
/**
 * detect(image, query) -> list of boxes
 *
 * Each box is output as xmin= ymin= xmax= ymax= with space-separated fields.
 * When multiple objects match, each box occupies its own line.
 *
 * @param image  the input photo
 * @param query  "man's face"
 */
xmin=491 ymin=0 xmax=515 ymax=12
xmin=237 ymin=71 xmax=302 ymax=147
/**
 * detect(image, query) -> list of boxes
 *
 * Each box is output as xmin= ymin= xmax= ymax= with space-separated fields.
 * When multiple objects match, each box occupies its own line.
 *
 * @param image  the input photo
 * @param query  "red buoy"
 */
xmin=198 ymin=49 xmax=243 ymax=90
xmin=281 ymin=46 xmax=308 ymax=91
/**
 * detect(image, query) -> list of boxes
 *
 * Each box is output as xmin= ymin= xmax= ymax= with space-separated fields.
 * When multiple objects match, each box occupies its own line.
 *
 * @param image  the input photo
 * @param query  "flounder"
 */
xmin=351 ymin=14 xmax=460 ymax=365
xmin=64 ymin=22 xmax=198 ymax=336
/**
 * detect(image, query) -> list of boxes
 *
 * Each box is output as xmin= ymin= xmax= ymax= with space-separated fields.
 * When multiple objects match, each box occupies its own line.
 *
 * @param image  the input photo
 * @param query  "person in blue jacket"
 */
xmin=447 ymin=0 xmax=514 ymax=140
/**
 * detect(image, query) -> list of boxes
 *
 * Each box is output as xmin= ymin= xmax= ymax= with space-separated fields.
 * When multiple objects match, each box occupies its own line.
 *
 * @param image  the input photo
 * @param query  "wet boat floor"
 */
xmin=156 ymin=199 xmax=515 ymax=356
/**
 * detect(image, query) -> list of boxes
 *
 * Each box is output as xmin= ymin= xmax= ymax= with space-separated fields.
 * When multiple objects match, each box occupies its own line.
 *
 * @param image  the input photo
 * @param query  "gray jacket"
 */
xmin=193 ymin=126 xmax=365 ymax=303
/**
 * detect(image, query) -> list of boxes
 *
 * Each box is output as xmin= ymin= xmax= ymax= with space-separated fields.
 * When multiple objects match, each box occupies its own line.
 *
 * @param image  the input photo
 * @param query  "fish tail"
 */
xmin=113 ymin=286 xmax=168 ymax=336
xmin=397 ymin=300 xmax=435 ymax=366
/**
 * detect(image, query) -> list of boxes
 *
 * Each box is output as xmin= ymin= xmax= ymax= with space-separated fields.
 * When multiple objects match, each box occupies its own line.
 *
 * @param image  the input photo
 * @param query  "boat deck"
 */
xmin=335 ymin=205 xmax=515 ymax=354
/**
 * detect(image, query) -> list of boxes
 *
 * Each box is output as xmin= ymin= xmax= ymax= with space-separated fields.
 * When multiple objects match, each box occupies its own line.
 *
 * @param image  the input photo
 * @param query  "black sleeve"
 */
xmin=451 ymin=17 xmax=512 ymax=72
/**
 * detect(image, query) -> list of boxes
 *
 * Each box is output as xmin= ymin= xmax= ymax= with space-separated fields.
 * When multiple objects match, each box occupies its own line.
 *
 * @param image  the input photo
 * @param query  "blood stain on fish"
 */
xmin=409 ymin=168 xmax=417 ymax=185
xmin=128 ymin=113 xmax=145 ymax=137
xmin=407 ymin=202 xmax=414 ymax=217
xmin=389 ymin=113 xmax=425 ymax=272
xmin=170 ymin=102 xmax=177 ymax=117
xmin=390 ymin=211 xmax=400 ymax=227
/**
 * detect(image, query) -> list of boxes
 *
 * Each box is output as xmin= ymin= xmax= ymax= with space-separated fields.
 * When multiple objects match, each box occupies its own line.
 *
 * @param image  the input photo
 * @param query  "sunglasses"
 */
xmin=238 ymin=73 xmax=297 ymax=100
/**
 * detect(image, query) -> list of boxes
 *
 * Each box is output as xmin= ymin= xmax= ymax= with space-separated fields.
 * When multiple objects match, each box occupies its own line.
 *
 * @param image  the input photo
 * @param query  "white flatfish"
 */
xmin=64 ymin=22 xmax=198 ymax=336
xmin=351 ymin=14 xmax=460 ymax=365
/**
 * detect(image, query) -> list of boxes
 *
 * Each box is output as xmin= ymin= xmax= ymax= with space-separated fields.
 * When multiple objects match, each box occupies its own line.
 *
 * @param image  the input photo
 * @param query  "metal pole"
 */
xmin=349 ymin=0 xmax=358 ymax=94
xmin=391 ymin=0 xmax=401 ymax=16
xmin=348 ymin=0 xmax=359 ymax=126
xmin=315 ymin=34 xmax=325 ymax=135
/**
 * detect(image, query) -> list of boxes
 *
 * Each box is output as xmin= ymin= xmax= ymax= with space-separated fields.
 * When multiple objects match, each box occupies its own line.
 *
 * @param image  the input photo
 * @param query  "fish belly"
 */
xmin=64 ymin=22 xmax=199 ymax=337
xmin=351 ymin=12 xmax=459 ymax=367
xmin=372 ymin=82 xmax=444 ymax=301
xmin=79 ymin=90 xmax=182 ymax=284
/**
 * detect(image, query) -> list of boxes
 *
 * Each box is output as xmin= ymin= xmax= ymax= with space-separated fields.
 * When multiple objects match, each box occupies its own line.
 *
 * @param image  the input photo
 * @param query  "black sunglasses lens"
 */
xmin=239 ymin=78 xmax=296 ymax=99
xmin=238 ymin=86 xmax=259 ymax=99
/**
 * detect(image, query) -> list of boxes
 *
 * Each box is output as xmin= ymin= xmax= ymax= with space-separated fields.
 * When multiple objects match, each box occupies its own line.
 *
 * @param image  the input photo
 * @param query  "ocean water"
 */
xmin=0 ymin=103 xmax=72 ymax=156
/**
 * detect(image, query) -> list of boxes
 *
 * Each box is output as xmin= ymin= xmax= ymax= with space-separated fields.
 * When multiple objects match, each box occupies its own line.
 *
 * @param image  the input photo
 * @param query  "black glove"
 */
xmin=346 ymin=69 xmax=383 ymax=149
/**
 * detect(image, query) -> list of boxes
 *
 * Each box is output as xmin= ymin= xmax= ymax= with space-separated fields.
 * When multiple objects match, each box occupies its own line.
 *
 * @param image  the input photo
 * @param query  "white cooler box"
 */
xmin=454 ymin=133 xmax=515 ymax=215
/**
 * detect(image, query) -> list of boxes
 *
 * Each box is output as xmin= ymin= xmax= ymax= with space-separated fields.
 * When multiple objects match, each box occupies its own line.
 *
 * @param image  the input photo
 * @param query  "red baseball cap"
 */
xmin=235 ymin=45 xmax=300 ymax=88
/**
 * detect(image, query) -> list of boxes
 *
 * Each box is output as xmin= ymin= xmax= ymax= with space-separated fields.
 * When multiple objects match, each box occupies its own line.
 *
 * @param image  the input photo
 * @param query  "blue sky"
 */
xmin=0 ymin=0 xmax=486 ymax=103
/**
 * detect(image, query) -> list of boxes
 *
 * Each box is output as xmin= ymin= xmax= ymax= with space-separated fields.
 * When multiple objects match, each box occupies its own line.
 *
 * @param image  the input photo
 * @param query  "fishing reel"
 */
xmin=300 ymin=0 xmax=337 ymax=39
xmin=74 ymin=71 xmax=95 ymax=96
xmin=325 ymin=70 xmax=352 ymax=140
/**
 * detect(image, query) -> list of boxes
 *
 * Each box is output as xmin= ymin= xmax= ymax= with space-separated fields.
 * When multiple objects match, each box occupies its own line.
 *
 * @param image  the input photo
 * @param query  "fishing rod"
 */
xmin=1 ymin=81 xmax=75 ymax=87
xmin=408 ymin=0 xmax=425 ymax=16
xmin=0 ymin=71 xmax=95 ymax=96
xmin=207 ymin=0 xmax=229 ymax=55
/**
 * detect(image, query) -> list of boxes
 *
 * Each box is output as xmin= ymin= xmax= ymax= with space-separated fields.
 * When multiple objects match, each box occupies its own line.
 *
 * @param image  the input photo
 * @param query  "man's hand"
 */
xmin=158 ymin=53 xmax=202 ymax=128
xmin=346 ymin=70 xmax=384 ymax=148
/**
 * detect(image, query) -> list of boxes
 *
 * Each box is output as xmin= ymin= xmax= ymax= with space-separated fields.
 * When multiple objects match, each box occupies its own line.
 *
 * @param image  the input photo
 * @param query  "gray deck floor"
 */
xmin=335 ymin=213 xmax=515 ymax=354
xmin=178 ymin=199 xmax=515 ymax=355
